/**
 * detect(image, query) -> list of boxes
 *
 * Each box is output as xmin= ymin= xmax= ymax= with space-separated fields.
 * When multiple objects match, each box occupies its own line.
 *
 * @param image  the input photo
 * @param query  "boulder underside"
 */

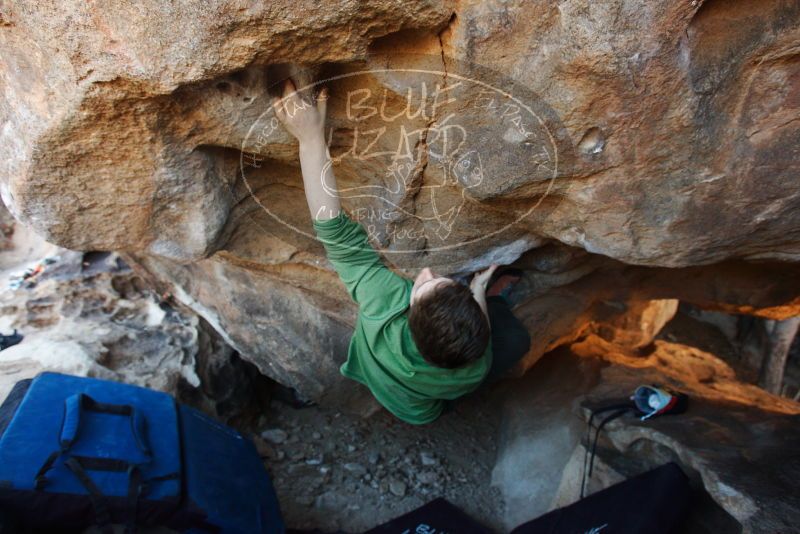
xmin=1 ymin=0 xmax=799 ymax=403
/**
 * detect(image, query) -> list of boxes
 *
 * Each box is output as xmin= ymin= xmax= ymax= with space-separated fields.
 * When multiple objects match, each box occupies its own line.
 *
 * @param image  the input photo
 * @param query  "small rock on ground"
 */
xmin=261 ymin=428 xmax=288 ymax=444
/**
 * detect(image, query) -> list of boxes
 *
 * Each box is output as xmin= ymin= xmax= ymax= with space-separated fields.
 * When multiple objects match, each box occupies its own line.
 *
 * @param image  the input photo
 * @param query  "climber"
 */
xmin=271 ymin=78 xmax=531 ymax=424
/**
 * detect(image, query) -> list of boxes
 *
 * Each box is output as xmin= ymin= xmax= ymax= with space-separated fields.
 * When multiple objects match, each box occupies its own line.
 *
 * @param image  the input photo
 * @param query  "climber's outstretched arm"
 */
xmin=272 ymin=78 xmax=340 ymax=221
xmin=271 ymin=78 xmax=408 ymax=317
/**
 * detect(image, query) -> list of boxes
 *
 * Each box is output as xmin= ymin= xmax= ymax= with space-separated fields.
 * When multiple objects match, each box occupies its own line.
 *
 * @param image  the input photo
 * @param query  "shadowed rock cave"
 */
xmin=0 ymin=0 xmax=798 ymax=532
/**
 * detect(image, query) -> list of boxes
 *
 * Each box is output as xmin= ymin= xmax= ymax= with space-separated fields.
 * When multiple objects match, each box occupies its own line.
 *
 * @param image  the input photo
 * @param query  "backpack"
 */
xmin=0 ymin=372 xmax=284 ymax=533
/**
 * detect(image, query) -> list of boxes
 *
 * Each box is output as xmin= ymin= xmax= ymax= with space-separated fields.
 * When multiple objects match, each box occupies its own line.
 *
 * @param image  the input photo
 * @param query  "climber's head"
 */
xmin=408 ymin=268 xmax=490 ymax=369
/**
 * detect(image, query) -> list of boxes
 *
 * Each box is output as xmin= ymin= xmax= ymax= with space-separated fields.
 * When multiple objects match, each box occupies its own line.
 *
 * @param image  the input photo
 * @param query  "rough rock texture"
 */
xmin=1 ymin=0 xmax=799 ymax=401
xmin=490 ymin=351 xmax=602 ymax=529
xmin=0 ymin=249 xmax=195 ymax=397
xmin=492 ymin=339 xmax=800 ymax=533
xmin=666 ymin=303 xmax=800 ymax=397
xmin=0 ymin=207 xmax=264 ymax=421
xmin=578 ymin=368 xmax=800 ymax=533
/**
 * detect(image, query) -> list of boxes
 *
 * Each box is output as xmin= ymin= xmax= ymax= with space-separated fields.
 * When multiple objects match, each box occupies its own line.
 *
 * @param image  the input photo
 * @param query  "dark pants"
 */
xmin=484 ymin=295 xmax=532 ymax=383
xmin=440 ymin=296 xmax=531 ymax=415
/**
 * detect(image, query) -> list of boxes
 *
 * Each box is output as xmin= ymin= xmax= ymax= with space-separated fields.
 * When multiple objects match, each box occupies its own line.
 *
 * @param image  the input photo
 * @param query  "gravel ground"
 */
xmin=252 ymin=387 xmax=507 ymax=533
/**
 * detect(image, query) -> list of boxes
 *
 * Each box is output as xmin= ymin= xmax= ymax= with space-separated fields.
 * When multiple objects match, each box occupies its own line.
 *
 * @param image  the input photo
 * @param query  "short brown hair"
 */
xmin=408 ymin=282 xmax=490 ymax=369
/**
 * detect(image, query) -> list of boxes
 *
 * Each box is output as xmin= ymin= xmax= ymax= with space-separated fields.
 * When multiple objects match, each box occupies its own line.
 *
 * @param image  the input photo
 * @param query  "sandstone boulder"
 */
xmin=0 ymin=206 xmax=263 ymax=420
xmin=1 ymin=0 xmax=798 ymax=401
xmin=492 ymin=341 xmax=800 ymax=533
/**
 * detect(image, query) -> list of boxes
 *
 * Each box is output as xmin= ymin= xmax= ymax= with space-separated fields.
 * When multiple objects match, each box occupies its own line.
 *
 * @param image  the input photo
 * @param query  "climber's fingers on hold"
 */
xmin=479 ymin=263 xmax=498 ymax=281
xmin=272 ymin=78 xmax=298 ymax=117
xmin=282 ymin=77 xmax=297 ymax=99
xmin=471 ymin=263 xmax=499 ymax=289
xmin=316 ymin=86 xmax=329 ymax=118
xmin=271 ymin=96 xmax=285 ymax=119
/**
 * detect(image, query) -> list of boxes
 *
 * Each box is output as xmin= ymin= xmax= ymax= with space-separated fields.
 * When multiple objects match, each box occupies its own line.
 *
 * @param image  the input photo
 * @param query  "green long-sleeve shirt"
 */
xmin=313 ymin=212 xmax=491 ymax=424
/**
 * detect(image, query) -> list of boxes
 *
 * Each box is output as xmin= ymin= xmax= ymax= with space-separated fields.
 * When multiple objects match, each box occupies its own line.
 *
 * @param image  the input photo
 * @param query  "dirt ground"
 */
xmin=252 ymin=386 xmax=507 ymax=533
xmin=251 ymin=305 xmax=800 ymax=533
